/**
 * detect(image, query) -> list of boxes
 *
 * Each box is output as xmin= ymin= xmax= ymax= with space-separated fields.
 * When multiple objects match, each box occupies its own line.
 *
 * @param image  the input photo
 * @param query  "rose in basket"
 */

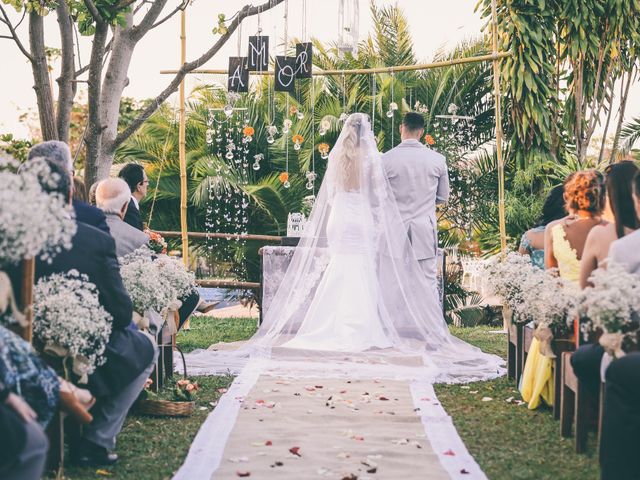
xmin=0 ymin=156 xmax=76 ymax=267
xmin=572 ymin=262 xmax=640 ymax=358
xmin=174 ymin=379 xmax=199 ymax=402
xmin=146 ymin=231 xmax=168 ymax=255
xmin=33 ymin=270 xmax=112 ymax=381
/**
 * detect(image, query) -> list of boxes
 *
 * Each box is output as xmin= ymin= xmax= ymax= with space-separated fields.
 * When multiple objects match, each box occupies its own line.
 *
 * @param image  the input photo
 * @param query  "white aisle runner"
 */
xmin=173 ymin=365 xmax=487 ymax=480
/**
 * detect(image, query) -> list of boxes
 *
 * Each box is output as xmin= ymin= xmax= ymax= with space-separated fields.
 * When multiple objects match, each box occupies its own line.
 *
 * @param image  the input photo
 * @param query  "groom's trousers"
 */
xmin=418 ymin=257 xmax=438 ymax=292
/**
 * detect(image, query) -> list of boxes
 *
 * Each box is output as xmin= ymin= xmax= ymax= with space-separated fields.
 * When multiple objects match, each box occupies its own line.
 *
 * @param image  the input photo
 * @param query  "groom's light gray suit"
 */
xmin=608 ymin=229 xmax=640 ymax=275
xmin=382 ymin=139 xmax=449 ymax=284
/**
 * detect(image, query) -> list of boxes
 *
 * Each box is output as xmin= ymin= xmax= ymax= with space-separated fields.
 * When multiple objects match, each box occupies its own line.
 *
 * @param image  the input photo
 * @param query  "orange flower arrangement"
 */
xmin=292 ymin=134 xmax=304 ymax=144
xmin=242 ymin=126 xmax=255 ymax=137
xmin=289 ymin=105 xmax=299 ymax=115
xmin=279 ymin=172 xmax=289 ymax=183
xmin=318 ymin=143 xmax=330 ymax=154
xmin=424 ymin=134 xmax=435 ymax=145
xmin=145 ymin=230 xmax=167 ymax=254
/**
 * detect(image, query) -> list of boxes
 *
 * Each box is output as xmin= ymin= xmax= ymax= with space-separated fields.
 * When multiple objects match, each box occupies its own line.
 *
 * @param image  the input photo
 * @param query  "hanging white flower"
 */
xmin=33 ymin=270 xmax=112 ymax=378
xmin=0 ymin=157 xmax=76 ymax=266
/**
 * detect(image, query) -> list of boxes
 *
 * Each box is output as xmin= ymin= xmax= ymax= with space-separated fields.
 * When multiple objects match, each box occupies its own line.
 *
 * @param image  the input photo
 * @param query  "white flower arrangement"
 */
xmin=33 ymin=270 xmax=112 ymax=379
xmin=571 ymin=262 xmax=640 ymax=357
xmin=0 ymin=157 xmax=76 ymax=266
xmin=119 ymin=246 xmax=196 ymax=316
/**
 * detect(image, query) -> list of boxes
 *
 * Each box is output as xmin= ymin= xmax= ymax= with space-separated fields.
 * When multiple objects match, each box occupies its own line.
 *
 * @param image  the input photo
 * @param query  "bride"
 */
xmin=187 ymin=113 xmax=503 ymax=383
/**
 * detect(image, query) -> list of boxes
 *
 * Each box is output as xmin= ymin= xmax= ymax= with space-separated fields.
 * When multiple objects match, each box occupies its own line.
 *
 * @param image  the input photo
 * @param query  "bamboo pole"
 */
xmin=160 ymin=52 xmax=511 ymax=76
xmin=155 ymin=230 xmax=282 ymax=243
xmin=179 ymin=10 xmax=189 ymax=265
xmin=196 ymin=279 xmax=261 ymax=290
xmin=491 ymin=0 xmax=507 ymax=254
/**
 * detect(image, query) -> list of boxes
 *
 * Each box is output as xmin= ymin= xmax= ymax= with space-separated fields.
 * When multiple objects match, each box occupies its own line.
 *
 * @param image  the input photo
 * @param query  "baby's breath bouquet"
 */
xmin=572 ymin=262 xmax=640 ymax=357
xmin=0 ymin=157 xmax=76 ymax=266
xmin=34 ymin=270 xmax=112 ymax=380
xmin=119 ymin=246 xmax=196 ymax=316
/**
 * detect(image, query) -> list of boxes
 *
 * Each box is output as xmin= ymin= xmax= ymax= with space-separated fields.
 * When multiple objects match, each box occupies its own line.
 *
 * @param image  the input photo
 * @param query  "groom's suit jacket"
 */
xmin=382 ymin=139 xmax=449 ymax=260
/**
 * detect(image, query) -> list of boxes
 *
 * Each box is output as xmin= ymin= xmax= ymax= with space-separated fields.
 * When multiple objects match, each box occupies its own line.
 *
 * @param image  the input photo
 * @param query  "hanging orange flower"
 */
xmin=292 ymin=134 xmax=304 ymax=144
xmin=424 ymin=134 xmax=435 ymax=145
xmin=242 ymin=126 xmax=255 ymax=137
xmin=289 ymin=105 xmax=299 ymax=115
xmin=279 ymin=172 xmax=289 ymax=183
xmin=318 ymin=143 xmax=329 ymax=153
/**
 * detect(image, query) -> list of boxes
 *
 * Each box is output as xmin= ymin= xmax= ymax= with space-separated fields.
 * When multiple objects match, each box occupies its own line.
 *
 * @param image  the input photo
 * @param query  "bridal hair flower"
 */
xmin=424 ymin=134 xmax=435 ymax=146
xmin=34 ymin=270 xmax=112 ymax=379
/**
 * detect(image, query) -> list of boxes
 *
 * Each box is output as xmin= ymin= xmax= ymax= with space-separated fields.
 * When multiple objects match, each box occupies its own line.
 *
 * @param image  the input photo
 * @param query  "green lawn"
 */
xmin=58 ymin=319 xmax=600 ymax=480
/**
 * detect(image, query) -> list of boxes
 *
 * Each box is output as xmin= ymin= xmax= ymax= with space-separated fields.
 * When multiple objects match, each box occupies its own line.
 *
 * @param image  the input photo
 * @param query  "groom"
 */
xmin=382 ymin=112 xmax=450 ymax=288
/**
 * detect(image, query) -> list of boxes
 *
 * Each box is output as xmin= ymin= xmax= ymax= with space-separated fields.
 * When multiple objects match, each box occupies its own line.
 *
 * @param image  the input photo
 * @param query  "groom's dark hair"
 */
xmin=402 ymin=112 xmax=425 ymax=132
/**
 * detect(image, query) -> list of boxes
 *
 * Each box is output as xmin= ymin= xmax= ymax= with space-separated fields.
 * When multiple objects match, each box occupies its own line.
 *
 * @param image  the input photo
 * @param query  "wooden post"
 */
xmin=179 ymin=10 xmax=189 ymax=266
xmin=20 ymin=258 xmax=35 ymax=342
xmin=491 ymin=0 xmax=507 ymax=254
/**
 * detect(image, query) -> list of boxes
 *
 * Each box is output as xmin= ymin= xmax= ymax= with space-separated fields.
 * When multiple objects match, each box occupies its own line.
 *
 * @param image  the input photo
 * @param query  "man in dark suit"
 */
xmin=35 ymin=159 xmax=156 ymax=466
xmin=27 ymin=141 xmax=110 ymax=234
xmin=117 ymin=163 xmax=147 ymax=231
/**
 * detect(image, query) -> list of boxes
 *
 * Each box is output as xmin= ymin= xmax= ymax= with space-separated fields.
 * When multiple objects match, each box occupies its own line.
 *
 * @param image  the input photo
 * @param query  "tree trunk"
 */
xmin=84 ymin=21 xmax=109 ymax=187
xmin=55 ymin=1 xmax=76 ymax=144
xmin=28 ymin=12 xmax=57 ymax=141
xmin=610 ymin=67 xmax=634 ymax=163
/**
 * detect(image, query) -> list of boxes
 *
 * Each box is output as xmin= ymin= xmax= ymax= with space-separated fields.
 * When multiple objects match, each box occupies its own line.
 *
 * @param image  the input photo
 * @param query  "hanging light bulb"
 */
xmin=283 ymin=119 xmax=293 ymax=134
xmin=266 ymin=135 xmax=275 ymax=144
xmin=225 ymin=151 xmax=234 ymax=160
xmin=223 ymin=104 xmax=234 ymax=117
xmin=386 ymin=109 xmax=394 ymax=118
xmin=296 ymin=111 xmax=305 ymax=120
xmin=284 ymin=181 xmax=291 ymax=188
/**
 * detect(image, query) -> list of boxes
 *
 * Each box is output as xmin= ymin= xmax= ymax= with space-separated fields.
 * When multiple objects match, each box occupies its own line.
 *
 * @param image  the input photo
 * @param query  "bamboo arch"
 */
xmin=166 ymin=0 xmax=509 ymax=264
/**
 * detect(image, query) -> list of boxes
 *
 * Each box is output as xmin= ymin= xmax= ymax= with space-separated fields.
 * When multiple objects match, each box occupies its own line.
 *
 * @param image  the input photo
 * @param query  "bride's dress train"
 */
xmin=282 ymin=191 xmax=392 ymax=352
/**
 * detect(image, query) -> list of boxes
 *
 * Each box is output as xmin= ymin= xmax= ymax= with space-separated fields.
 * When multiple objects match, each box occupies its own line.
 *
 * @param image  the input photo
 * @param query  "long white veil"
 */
xmin=185 ymin=113 xmax=503 ymax=383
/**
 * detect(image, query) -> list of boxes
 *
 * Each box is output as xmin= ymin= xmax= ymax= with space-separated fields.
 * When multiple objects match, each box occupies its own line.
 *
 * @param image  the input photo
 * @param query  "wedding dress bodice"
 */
xmin=326 ymin=191 xmax=374 ymax=255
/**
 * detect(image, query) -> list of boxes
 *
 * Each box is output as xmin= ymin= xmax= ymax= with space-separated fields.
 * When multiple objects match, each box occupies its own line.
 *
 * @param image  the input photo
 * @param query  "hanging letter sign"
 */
xmin=228 ymin=57 xmax=249 ymax=93
xmin=295 ymin=42 xmax=313 ymax=79
xmin=275 ymin=56 xmax=296 ymax=93
xmin=247 ymin=36 xmax=269 ymax=71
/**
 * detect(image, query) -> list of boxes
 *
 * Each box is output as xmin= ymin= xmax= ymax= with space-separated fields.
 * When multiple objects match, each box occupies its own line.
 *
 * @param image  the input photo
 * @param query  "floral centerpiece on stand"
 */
xmin=33 ymin=270 xmax=112 ymax=382
xmin=572 ymin=262 xmax=640 ymax=358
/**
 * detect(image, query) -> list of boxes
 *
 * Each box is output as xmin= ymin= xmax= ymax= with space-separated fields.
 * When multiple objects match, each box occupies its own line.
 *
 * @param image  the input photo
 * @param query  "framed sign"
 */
xmin=275 ymin=56 xmax=296 ymax=92
xmin=295 ymin=42 xmax=313 ymax=79
xmin=247 ymin=36 xmax=269 ymax=71
xmin=228 ymin=57 xmax=249 ymax=93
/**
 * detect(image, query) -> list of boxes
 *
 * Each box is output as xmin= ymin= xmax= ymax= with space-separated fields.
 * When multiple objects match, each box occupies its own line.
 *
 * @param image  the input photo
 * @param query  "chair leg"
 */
xmin=575 ymin=383 xmax=589 ymax=453
xmin=560 ymin=379 xmax=574 ymax=438
xmin=515 ymin=325 xmax=524 ymax=385
xmin=553 ymin=356 xmax=562 ymax=420
xmin=507 ymin=335 xmax=516 ymax=381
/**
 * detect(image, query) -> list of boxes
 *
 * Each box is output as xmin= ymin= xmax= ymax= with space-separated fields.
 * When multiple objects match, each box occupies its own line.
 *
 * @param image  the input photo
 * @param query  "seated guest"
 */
xmin=34 ymin=158 xmax=156 ymax=466
xmin=118 ymin=163 xmax=147 ymax=231
xmin=579 ymin=161 xmax=639 ymax=288
xmin=521 ymin=171 xmax=606 ymax=410
xmin=95 ymin=178 xmax=150 ymax=257
xmin=28 ymin=141 xmax=110 ymax=234
xmin=95 ymin=178 xmax=201 ymax=328
xmin=519 ymin=184 xmax=566 ymax=268
xmin=73 ymin=176 xmax=88 ymax=203
xmin=0 ymin=383 xmax=48 ymax=480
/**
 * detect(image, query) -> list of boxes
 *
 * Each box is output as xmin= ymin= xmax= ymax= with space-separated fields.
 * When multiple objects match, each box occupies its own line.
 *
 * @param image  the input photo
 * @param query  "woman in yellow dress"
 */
xmin=520 ymin=170 xmax=606 ymax=409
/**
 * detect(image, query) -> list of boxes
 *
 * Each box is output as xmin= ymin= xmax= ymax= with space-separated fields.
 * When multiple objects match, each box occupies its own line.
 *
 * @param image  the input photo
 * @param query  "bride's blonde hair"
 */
xmin=335 ymin=115 xmax=364 ymax=191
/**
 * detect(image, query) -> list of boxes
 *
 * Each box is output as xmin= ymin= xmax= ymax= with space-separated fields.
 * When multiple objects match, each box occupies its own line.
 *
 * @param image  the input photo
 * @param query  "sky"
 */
xmin=0 ymin=0 xmax=638 ymax=142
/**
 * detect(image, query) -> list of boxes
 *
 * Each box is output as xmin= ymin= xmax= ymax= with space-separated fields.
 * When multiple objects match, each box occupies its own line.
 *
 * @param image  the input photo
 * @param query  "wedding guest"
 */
xmin=521 ymin=171 xmax=606 ymax=410
xmin=544 ymin=170 xmax=606 ymax=282
xmin=28 ymin=141 xmax=110 ymax=234
xmin=118 ymin=163 xmax=147 ymax=231
xmin=579 ymin=161 xmax=639 ymax=288
xmin=95 ymin=178 xmax=150 ymax=257
xmin=34 ymin=157 xmax=156 ymax=466
xmin=73 ymin=176 xmax=88 ymax=203
xmin=518 ymin=185 xmax=566 ymax=268
xmin=88 ymin=181 xmax=99 ymax=206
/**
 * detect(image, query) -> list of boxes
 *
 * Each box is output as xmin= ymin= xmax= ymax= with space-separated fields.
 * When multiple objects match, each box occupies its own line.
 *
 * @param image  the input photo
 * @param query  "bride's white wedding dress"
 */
xmin=184 ymin=113 xmax=504 ymax=383
xmin=282 ymin=191 xmax=392 ymax=352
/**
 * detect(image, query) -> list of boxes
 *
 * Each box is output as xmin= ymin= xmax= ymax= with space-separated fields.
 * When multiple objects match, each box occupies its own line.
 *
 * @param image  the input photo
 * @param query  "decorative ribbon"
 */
xmin=43 ymin=344 xmax=90 ymax=383
xmin=0 ymin=271 xmax=26 ymax=326
xmin=502 ymin=303 xmax=513 ymax=326
xmin=132 ymin=311 xmax=149 ymax=330
xmin=534 ymin=323 xmax=556 ymax=359
xmin=599 ymin=332 xmax=626 ymax=359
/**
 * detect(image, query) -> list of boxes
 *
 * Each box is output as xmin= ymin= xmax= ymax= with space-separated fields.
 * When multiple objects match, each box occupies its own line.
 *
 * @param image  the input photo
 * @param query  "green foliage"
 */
xmin=0 ymin=134 xmax=32 ymax=162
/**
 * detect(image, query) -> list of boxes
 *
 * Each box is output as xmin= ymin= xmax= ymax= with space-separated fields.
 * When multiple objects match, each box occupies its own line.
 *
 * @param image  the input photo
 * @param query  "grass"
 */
xmin=57 ymin=319 xmax=600 ymax=479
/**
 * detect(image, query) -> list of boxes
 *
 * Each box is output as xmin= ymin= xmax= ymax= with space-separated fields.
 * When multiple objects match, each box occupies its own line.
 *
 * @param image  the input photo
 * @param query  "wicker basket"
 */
xmin=136 ymin=398 xmax=195 ymax=417
xmin=136 ymin=344 xmax=195 ymax=417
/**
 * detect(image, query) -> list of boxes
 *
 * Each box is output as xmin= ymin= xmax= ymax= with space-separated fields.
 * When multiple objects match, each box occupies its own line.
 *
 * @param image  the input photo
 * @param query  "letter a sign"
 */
xmin=275 ymin=56 xmax=296 ymax=93
xmin=228 ymin=57 xmax=249 ymax=93
xmin=248 ymin=36 xmax=269 ymax=71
